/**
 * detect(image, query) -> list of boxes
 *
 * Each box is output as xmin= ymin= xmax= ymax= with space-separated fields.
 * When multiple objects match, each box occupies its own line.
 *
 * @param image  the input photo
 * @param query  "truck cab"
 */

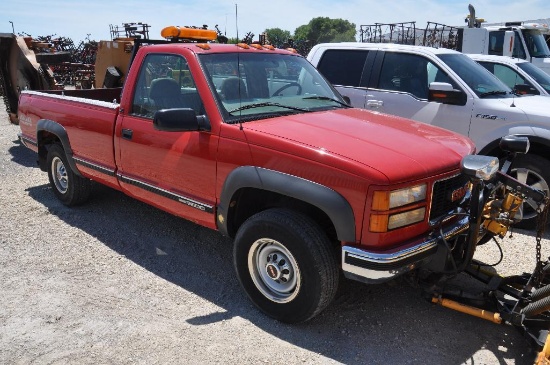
xmin=467 ymin=53 xmax=550 ymax=96
xmin=459 ymin=23 xmax=550 ymax=75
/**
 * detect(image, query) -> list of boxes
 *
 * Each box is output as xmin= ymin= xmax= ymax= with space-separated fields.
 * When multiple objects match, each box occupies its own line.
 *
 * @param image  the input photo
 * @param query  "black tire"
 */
xmin=233 ymin=208 xmax=339 ymax=323
xmin=46 ymin=144 xmax=92 ymax=206
xmin=508 ymin=154 xmax=550 ymax=229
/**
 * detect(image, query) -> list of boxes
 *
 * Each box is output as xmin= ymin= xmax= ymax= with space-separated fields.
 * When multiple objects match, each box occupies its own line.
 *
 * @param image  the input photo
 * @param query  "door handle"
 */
xmin=122 ymin=128 xmax=133 ymax=140
xmin=366 ymin=100 xmax=383 ymax=108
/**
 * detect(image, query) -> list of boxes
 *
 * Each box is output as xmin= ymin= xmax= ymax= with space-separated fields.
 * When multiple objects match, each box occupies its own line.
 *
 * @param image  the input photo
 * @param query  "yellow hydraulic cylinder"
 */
xmin=536 ymin=333 xmax=550 ymax=365
xmin=432 ymin=296 xmax=502 ymax=324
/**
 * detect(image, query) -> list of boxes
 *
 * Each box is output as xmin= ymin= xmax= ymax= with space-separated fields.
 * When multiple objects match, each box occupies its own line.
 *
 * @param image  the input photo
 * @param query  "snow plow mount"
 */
xmin=425 ymin=261 xmax=550 ymax=363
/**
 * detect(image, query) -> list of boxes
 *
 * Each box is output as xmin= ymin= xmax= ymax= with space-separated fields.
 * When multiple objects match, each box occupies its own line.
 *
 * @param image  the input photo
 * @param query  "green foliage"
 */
xmin=264 ymin=28 xmax=292 ymax=48
xmin=293 ymin=17 xmax=357 ymax=45
xmin=226 ymin=37 xmax=240 ymax=44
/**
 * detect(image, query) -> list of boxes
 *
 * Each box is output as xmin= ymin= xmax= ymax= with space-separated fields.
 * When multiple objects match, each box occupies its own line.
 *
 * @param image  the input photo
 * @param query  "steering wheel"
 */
xmin=272 ymin=82 xmax=302 ymax=96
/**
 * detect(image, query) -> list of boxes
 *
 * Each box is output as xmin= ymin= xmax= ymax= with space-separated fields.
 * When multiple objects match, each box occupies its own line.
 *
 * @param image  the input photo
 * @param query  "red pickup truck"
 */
xmin=18 ymin=41 xmax=479 ymax=323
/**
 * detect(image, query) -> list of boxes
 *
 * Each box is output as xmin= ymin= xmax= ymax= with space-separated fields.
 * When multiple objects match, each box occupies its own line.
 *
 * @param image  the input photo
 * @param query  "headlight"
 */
xmin=370 ymin=207 xmax=427 ymax=232
xmin=372 ymin=184 xmax=427 ymax=210
xmin=460 ymin=155 xmax=499 ymax=181
xmin=388 ymin=208 xmax=426 ymax=230
xmin=370 ymin=184 xmax=428 ymax=232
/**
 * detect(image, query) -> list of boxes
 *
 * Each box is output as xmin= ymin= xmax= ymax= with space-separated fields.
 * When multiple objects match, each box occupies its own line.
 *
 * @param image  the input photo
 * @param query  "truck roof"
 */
xmin=144 ymin=42 xmax=298 ymax=55
xmin=466 ymin=54 xmax=529 ymax=65
xmin=309 ymin=42 xmax=461 ymax=57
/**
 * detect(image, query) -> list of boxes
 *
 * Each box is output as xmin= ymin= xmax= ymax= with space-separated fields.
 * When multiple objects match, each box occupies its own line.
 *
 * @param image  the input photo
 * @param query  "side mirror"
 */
xmin=153 ymin=108 xmax=210 ymax=132
xmin=428 ymin=82 xmax=467 ymax=106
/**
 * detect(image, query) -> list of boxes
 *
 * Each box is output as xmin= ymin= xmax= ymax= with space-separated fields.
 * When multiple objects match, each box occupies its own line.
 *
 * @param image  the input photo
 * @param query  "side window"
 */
xmin=488 ymin=31 xmax=504 ymax=56
xmin=377 ymin=53 xmax=432 ymax=99
xmin=316 ymin=50 xmax=369 ymax=87
xmin=480 ymin=62 xmax=528 ymax=89
xmin=131 ymin=54 xmax=204 ymax=118
xmin=512 ymin=31 xmax=527 ymax=59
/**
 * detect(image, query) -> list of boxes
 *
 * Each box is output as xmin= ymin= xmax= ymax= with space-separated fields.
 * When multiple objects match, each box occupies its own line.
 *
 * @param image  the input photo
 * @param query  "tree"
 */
xmin=293 ymin=17 xmax=356 ymax=45
xmin=264 ymin=28 xmax=292 ymax=48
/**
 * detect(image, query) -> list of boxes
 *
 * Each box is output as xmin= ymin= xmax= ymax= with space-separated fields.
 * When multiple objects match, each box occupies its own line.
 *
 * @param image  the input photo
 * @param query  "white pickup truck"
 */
xmin=307 ymin=42 xmax=550 ymax=226
xmin=467 ymin=54 xmax=550 ymax=96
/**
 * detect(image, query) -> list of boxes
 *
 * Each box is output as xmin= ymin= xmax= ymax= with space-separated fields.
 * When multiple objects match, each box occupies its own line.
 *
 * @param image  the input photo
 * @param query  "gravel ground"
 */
xmin=1 ymin=102 xmax=549 ymax=365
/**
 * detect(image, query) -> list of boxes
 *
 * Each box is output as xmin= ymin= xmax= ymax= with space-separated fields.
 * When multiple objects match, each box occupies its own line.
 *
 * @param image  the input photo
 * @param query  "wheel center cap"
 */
xmin=266 ymin=264 xmax=280 ymax=279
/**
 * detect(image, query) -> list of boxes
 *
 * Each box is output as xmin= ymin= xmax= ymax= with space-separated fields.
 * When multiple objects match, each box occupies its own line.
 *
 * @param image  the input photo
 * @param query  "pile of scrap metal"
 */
xmin=0 ymin=33 xmax=57 ymax=124
xmin=0 ymin=33 xmax=96 ymax=124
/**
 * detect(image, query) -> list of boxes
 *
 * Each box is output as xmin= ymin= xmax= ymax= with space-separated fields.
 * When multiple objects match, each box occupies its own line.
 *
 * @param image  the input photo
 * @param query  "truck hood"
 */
xmin=495 ymin=95 xmax=550 ymax=122
xmin=244 ymin=108 xmax=474 ymax=184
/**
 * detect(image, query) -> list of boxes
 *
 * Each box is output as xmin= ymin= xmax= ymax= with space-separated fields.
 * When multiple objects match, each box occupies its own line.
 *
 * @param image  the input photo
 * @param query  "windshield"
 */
xmin=198 ymin=52 xmax=347 ymax=123
xmin=518 ymin=62 xmax=550 ymax=94
xmin=437 ymin=53 xmax=513 ymax=98
xmin=521 ymin=29 xmax=550 ymax=58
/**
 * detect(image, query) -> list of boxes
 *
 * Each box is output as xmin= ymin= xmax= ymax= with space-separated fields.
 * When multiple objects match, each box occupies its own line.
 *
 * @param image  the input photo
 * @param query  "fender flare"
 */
xmin=36 ymin=119 xmax=82 ymax=176
xmin=218 ymin=166 xmax=356 ymax=242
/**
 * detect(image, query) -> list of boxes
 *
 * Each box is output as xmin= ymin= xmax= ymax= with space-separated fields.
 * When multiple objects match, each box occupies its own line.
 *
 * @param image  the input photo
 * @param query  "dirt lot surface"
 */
xmin=1 ymin=103 xmax=549 ymax=365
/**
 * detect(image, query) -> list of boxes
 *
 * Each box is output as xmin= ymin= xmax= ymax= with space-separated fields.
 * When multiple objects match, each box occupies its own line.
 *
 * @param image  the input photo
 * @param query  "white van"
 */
xmin=308 ymin=42 xmax=550 ymax=226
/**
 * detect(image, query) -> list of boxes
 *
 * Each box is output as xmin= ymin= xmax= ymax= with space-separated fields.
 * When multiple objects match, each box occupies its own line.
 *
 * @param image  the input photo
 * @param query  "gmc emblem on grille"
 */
xmin=449 ymin=184 xmax=468 ymax=202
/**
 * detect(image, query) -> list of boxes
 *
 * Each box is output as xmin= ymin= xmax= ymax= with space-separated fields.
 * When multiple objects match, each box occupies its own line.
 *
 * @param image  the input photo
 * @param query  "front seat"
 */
xmin=149 ymin=78 xmax=183 ymax=110
xmin=220 ymin=77 xmax=247 ymax=100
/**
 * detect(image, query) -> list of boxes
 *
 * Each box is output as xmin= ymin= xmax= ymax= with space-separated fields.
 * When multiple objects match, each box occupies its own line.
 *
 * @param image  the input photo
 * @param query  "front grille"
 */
xmin=429 ymin=174 xmax=469 ymax=222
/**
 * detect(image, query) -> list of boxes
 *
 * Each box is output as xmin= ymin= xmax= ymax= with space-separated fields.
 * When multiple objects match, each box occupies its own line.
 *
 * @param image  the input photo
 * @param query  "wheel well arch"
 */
xmin=218 ymin=166 xmax=356 ymax=243
xmin=36 ymin=119 xmax=82 ymax=176
xmin=227 ymin=187 xmax=338 ymax=242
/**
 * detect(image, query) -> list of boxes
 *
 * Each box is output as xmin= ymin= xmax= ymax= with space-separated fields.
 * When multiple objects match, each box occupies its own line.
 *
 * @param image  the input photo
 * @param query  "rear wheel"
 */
xmin=508 ymin=154 xmax=550 ymax=229
xmin=233 ymin=208 xmax=339 ymax=323
xmin=47 ymin=144 xmax=92 ymax=206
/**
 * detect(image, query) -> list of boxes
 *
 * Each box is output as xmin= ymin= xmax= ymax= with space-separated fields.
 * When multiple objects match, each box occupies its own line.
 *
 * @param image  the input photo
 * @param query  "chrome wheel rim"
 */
xmin=51 ymin=156 xmax=68 ymax=194
xmin=510 ymin=166 xmax=549 ymax=220
xmin=248 ymin=238 xmax=301 ymax=303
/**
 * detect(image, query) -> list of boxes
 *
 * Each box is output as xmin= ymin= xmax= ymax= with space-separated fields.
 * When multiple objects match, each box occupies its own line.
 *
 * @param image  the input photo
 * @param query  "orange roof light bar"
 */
xmin=161 ymin=26 xmax=218 ymax=41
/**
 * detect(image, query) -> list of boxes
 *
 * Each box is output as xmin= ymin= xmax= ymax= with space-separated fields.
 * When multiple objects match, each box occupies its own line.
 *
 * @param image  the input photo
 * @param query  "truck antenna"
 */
xmin=235 ymin=4 xmax=239 ymax=41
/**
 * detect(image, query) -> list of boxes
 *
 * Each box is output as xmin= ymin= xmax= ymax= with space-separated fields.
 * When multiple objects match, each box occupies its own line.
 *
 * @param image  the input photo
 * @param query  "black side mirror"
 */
xmin=153 ymin=108 xmax=210 ymax=132
xmin=428 ymin=82 xmax=467 ymax=106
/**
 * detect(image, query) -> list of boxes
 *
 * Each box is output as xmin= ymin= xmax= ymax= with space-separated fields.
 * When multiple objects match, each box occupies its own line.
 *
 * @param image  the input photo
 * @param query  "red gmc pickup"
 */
xmin=18 ymin=42 xmax=477 ymax=323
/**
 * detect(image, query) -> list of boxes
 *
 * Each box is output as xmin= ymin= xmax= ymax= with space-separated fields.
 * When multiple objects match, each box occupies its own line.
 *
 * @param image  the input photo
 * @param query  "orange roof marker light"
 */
xmin=286 ymin=48 xmax=298 ymax=53
xmin=262 ymin=45 xmax=276 ymax=50
xmin=236 ymin=43 xmax=250 ymax=49
xmin=161 ymin=26 xmax=218 ymax=41
xmin=249 ymin=44 xmax=263 ymax=50
xmin=195 ymin=43 xmax=211 ymax=50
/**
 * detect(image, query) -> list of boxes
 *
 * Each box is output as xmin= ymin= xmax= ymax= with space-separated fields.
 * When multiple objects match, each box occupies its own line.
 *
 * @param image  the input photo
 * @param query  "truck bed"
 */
xmin=18 ymin=88 xmax=122 ymax=190
xmin=36 ymin=87 xmax=123 ymax=104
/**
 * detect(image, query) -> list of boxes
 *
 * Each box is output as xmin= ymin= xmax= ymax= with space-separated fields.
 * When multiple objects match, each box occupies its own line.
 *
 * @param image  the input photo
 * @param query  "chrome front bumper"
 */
xmin=342 ymin=216 xmax=470 ymax=284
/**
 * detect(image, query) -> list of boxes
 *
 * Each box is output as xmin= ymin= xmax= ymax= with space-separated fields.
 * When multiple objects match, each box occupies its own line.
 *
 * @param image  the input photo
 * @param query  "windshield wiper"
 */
xmin=479 ymin=90 xmax=509 ymax=98
xmin=228 ymin=102 xmax=309 ymax=114
xmin=302 ymin=95 xmax=351 ymax=107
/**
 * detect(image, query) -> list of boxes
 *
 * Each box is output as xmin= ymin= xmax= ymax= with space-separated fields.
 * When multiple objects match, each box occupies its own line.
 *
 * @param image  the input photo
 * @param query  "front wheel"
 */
xmin=233 ymin=208 xmax=339 ymax=323
xmin=47 ymin=144 xmax=92 ymax=206
xmin=508 ymin=154 xmax=550 ymax=229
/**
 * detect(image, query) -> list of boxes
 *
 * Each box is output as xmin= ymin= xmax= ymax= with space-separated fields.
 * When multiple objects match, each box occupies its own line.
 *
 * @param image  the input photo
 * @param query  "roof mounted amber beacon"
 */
xmin=160 ymin=26 xmax=218 ymax=42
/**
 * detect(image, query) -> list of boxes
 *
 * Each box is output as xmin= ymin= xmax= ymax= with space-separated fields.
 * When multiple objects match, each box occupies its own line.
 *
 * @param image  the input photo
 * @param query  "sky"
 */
xmin=2 ymin=0 xmax=550 ymax=44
